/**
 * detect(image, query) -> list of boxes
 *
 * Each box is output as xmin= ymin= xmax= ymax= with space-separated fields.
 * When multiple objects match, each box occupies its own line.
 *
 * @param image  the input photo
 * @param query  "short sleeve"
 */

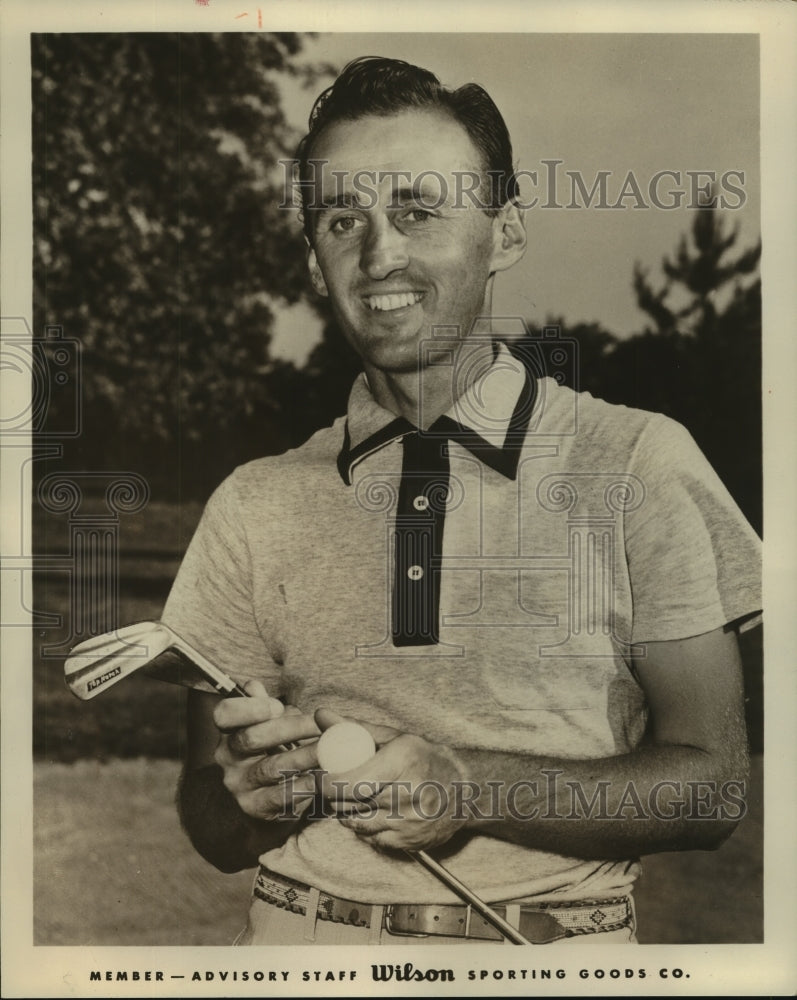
xmin=161 ymin=475 xmax=282 ymax=693
xmin=624 ymin=415 xmax=762 ymax=643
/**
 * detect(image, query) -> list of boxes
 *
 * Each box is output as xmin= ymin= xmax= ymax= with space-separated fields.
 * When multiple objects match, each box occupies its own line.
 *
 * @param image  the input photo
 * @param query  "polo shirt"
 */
xmin=163 ymin=340 xmax=762 ymax=905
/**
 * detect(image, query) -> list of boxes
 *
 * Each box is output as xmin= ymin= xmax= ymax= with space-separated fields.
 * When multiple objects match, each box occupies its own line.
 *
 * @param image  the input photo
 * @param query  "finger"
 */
xmin=244 ymin=772 xmax=318 ymax=820
xmin=361 ymin=721 xmax=404 ymax=746
xmin=243 ymin=679 xmax=270 ymax=699
xmin=337 ymin=813 xmax=432 ymax=852
xmin=335 ymin=813 xmax=434 ymax=852
xmin=228 ymin=715 xmax=321 ymax=756
xmin=318 ymin=770 xmax=393 ymax=806
xmin=324 ymin=778 xmax=409 ymax=822
xmin=365 ymin=829 xmax=423 ymax=852
xmin=245 ymin=742 xmax=321 ymax=787
xmin=283 ymin=704 xmax=318 ymax=744
xmin=214 ymin=695 xmax=285 ymax=732
xmin=336 ymin=810 xmax=391 ymax=838
xmin=314 ymin=707 xmax=347 ymax=731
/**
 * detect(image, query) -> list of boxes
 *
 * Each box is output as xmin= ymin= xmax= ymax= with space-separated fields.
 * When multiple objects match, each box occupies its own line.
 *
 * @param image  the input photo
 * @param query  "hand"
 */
xmin=214 ymin=680 xmax=321 ymax=823
xmin=315 ymin=708 xmax=471 ymax=852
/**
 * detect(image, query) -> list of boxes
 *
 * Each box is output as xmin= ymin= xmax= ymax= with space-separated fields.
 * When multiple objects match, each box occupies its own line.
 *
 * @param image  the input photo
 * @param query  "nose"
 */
xmin=360 ymin=218 xmax=409 ymax=280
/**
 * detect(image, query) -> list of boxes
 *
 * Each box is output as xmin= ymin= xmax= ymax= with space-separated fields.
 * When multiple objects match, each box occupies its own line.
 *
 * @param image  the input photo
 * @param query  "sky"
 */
xmin=271 ymin=32 xmax=760 ymax=364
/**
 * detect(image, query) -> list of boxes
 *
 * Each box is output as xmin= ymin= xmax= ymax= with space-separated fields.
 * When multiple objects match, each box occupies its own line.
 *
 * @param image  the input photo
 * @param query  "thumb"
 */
xmin=242 ymin=680 xmax=284 ymax=718
xmin=314 ymin=707 xmax=347 ymax=731
xmin=242 ymin=679 xmax=270 ymax=699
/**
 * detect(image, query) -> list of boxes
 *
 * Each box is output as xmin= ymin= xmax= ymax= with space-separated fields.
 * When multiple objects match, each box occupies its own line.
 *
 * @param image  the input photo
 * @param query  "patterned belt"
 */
xmin=254 ymin=866 xmax=634 ymax=944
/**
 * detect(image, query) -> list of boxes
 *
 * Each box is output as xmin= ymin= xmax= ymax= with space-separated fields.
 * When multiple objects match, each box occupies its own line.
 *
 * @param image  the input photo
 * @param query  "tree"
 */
xmin=607 ymin=206 xmax=762 ymax=533
xmin=632 ymin=206 xmax=760 ymax=339
xmin=32 ymin=33 xmax=333 ymax=497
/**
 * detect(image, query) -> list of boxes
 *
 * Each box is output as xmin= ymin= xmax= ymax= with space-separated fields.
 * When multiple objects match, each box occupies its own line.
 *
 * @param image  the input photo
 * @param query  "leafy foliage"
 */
xmin=634 ymin=207 xmax=761 ymax=337
xmin=33 ymin=33 xmax=333 ymax=495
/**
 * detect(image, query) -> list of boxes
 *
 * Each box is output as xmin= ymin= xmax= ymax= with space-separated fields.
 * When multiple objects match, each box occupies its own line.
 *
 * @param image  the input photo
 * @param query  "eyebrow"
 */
xmin=389 ymin=182 xmax=445 ymax=207
xmin=313 ymin=176 xmax=451 ymax=219
xmin=316 ymin=191 xmax=360 ymax=211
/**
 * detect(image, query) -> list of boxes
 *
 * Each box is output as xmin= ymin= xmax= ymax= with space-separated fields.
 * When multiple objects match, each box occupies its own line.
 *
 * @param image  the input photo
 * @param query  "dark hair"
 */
xmin=294 ymin=56 xmax=519 ymax=243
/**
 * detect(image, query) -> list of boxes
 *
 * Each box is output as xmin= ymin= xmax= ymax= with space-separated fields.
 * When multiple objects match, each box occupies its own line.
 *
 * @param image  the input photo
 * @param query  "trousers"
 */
xmin=234 ymin=893 xmax=638 ymax=946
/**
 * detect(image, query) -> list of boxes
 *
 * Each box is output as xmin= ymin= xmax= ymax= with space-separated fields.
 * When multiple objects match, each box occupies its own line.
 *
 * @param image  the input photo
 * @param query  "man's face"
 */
xmin=306 ymin=109 xmax=524 ymax=377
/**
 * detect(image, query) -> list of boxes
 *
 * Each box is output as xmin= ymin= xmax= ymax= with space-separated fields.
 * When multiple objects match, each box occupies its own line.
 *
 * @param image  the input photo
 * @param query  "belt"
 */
xmin=253 ymin=866 xmax=634 ymax=944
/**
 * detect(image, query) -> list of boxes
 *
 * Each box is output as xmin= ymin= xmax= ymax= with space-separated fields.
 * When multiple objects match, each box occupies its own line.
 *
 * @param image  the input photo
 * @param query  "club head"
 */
xmin=64 ymin=621 xmax=246 ymax=700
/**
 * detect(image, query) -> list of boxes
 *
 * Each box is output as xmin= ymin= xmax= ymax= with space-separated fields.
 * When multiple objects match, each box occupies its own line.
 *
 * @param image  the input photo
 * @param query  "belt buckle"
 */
xmin=384 ymin=904 xmax=431 ymax=938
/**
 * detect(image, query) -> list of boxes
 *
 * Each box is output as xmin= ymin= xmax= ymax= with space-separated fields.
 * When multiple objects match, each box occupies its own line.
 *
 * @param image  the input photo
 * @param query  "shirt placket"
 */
xmin=392 ymin=431 xmax=450 ymax=647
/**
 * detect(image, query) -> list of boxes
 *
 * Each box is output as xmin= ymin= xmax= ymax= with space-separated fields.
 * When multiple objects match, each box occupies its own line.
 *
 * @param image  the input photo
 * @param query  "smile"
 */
xmin=363 ymin=292 xmax=423 ymax=312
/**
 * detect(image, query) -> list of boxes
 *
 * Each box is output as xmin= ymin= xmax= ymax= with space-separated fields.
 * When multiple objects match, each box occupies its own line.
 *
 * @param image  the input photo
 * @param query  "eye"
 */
xmin=329 ymin=215 xmax=364 ymax=234
xmin=405 ymin=208 xmax=434 ymax=224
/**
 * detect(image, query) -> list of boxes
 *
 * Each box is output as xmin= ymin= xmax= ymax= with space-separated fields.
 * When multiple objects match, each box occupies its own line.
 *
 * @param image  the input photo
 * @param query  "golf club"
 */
xmin=65 ymin=621 xmax=531 ymax=943
xmin=65 ymin=620 xmax=249 ymax=699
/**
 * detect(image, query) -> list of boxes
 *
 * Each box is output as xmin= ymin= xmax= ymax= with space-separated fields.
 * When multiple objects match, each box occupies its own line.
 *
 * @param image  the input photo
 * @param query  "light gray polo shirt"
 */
xmin=163 ymin=343 xmax=761 ymax=904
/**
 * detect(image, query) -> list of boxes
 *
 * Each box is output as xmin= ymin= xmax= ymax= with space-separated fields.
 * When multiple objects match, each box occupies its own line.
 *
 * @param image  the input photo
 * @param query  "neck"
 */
xmin=365 ymin=329 xmax=496 ymax=430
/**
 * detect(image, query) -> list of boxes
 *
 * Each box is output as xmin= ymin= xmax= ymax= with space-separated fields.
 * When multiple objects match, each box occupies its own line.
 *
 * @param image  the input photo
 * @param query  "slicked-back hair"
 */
xmin=294 ymin=56 xmax=519 ymax=244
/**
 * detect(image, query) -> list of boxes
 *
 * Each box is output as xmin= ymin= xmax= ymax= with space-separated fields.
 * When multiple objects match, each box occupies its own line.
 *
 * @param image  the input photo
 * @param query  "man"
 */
xmin=168 ymin=56 xmax=761 ymax=945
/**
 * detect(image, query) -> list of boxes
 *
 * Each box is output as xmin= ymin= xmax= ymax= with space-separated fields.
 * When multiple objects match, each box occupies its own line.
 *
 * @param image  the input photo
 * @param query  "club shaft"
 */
xmin=231 ymin=685 xmax=529 ymax=944
xmin=411 ymin=849 xmax=531 ymax=945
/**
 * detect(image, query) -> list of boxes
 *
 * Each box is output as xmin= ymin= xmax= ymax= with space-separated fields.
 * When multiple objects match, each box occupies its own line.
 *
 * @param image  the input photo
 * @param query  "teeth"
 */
xmin=365 ymin=292 xmax=422 ymax=311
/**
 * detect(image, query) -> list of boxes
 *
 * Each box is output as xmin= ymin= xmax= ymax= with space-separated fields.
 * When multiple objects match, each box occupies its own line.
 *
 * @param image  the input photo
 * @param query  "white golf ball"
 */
xmin=317 ymin=722 xmax=376 ymax=774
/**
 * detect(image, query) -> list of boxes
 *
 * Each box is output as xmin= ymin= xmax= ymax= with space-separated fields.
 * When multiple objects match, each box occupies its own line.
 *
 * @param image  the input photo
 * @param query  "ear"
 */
xmin=307 ymin=247 xmax=329 ymax=297
xmin=489 ymin=201 xmax=527 ymax=274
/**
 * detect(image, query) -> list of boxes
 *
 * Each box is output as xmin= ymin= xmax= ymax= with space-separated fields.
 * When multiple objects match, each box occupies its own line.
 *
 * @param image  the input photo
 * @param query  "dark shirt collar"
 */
xmin=337 ymin=343 xmax=536 ymax=485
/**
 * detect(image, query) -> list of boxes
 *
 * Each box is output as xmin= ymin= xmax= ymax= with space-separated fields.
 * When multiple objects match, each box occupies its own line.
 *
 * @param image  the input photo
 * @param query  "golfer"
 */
xmin=166 ymin=57 xmax=762 ymax=945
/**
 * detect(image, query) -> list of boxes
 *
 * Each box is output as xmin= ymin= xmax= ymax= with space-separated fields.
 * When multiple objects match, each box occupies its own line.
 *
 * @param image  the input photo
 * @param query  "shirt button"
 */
xmin=413 ymin=495 xmax=429 ymax=511
xmin=407 ymin=565 xmax=424 ymax=581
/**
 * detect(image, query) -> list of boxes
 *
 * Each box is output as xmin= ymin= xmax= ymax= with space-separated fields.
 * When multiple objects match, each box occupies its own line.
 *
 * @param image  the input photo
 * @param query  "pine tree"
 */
xmin=615 ymin=204 xmax=762 ymax=533
xmin=632 ymin=204 xmax=760 ymax=339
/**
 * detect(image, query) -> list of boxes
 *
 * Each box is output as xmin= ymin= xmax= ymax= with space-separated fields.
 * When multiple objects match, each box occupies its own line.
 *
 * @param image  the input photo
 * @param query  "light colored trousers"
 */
xmin=235 ymin=895 xmax=638 ymax=946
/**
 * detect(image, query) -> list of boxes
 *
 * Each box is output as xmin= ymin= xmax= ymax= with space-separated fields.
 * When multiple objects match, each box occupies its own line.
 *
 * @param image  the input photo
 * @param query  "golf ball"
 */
xmin=317 ymin=722 xmax=376 ymax=774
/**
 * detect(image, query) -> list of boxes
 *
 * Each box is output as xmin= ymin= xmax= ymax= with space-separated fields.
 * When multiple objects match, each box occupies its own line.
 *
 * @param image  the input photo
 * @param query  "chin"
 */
xmin=356 ymin=327 xmax=426 ymax=366
xmin=365 ymin=346 xmax=425 ymax=375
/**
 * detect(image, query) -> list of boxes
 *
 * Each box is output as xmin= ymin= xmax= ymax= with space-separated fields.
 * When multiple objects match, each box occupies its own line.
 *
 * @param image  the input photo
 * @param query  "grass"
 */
xmin=34 ymin=758 xmax=252 ymax=946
